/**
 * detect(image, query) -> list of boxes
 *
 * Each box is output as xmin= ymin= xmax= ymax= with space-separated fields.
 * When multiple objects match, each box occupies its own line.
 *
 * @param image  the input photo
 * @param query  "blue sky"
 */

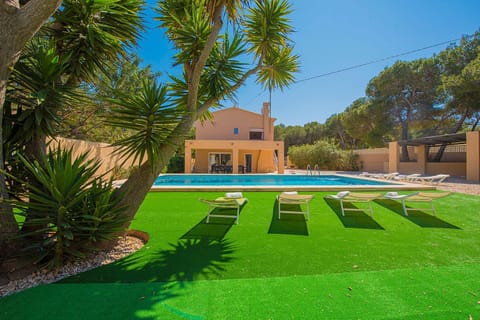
xmin=136 ymin=0 xmax=480 ymax=126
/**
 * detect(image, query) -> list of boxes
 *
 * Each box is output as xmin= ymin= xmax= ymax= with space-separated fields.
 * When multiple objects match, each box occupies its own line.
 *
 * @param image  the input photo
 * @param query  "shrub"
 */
xmin=11 ymin=148 xmax=128 ymax=269
xmin=288 ymin=140 xmax=359 ymax=171
xmin=166 ymin=155 xmax=185 ymax=173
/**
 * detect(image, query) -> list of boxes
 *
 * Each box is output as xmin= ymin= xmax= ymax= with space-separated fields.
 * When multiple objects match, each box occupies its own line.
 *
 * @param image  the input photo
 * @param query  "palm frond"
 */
xmin=257 ymin=45 xmax=299 ymax=90
xmin=49 ymin=0 xmax=145 ymax=82
xmin=244 ymin=0 xmax=293 ymax=59
xmin=6 ymin=41 xmax=80 ymax=144
xmin=105 ymin=79 xmax=185 ymax=170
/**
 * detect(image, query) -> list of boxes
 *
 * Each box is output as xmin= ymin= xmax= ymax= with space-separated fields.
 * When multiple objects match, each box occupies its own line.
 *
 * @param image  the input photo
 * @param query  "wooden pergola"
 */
xmin=389 ymin=131 xmax=480 ymax=182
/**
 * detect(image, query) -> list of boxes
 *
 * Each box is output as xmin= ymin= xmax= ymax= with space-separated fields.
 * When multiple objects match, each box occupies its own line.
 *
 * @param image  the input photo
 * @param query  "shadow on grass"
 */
xmin=180 ymin=202 xmax=248 ymax=240
xmin=374 ymin=199 xmax=461 ymax=229
xmin=324 ymin=198 xmax=384 ymax=230
xmin=181 ymin=216 xmax=234 ymax=241
xmin=57 ymin=238 xmax=235 ymax=320
xmin=61 ymin=238 xmax=236 ymax=284
xmin=268 ymin=200 xmax=309 ymax=236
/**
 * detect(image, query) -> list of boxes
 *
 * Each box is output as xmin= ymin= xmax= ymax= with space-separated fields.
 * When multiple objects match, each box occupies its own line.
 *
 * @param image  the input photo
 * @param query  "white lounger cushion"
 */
xmin=225 ymin=192 xmax=243 ymax=198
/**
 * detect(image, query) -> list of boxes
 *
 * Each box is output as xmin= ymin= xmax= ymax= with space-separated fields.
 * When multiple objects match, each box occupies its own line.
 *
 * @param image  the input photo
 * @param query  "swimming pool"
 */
xmin=150 ymin=174 xmax=427 ymax=191
xmin=154 ymin=174 xmax=390 ymax=186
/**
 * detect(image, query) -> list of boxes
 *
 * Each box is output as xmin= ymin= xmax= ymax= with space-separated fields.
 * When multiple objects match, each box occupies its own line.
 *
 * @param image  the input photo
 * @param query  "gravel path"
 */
xmin=0 ymin=236 xmax=144 ymax=297
xmin=432 ymin=177 xmax=480 ymax=196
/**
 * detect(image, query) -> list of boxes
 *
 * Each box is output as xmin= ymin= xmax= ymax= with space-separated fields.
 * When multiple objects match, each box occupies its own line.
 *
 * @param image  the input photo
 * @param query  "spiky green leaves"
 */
xmin=245 ymin=0 xmax=298 ymax=90
xmin=245 ymin=0 xmax=293 ymax=59
xmin=157 ymin=0 xmax=212 ymax=64
xmin=51 ymin=0 xmax=145 ymax=82
xmin=105 ymin=79 xmax=184 ymax=170
xmin=9 ymin=148 xmax=127 ymax=268
xmin=256 ymin=45 xmax=298 ymax=90
xmin=6 ymin=42 xmax=76 ymax=143
xmin=203 ymin=33 xmax=247 ymax=101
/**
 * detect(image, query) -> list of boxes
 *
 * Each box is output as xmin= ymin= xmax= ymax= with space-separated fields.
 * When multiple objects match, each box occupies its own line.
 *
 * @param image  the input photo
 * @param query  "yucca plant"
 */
xmin=9 ymin=147 xmax=127 ymax=269
xmin=108 ymin=0 xmax=298 ymax=231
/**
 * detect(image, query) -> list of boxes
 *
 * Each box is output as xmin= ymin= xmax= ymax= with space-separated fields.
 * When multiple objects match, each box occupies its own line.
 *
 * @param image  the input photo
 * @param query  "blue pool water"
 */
xmin=153 ymin=174 xmax=395 ymax=187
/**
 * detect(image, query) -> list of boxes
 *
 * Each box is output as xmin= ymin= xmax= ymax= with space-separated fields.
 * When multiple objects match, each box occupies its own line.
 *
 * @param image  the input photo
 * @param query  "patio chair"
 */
xmin=277 ymin=192 xmax=315 ymax=220
xmin=383 ymin=191 xmax=452 ymax=216
xmin=324 ymin=191 xmax=382 ymax=217
xmin=199 ymin=193 xmax=248 ymax=224
xmin=414 ymin=174 xmax=450 ymax=185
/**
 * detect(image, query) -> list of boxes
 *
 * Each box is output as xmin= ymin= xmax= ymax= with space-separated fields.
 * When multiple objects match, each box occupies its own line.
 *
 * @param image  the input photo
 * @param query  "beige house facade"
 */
xmin=184 ymin=102 xmax=284 ymax=174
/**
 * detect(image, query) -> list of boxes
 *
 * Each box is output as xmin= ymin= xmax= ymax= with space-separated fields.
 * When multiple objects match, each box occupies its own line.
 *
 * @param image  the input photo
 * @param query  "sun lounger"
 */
xmin=324 ymin=191 xmax=382 ymax=217
xmin=359 ymin=172 xmax=374 ymax=177
xmin=413 ymin=174 xmax=450 ymax=185
xmin=365 ymin=172 xmax=399 ymax=180
xmin=382 ymin=172 xmax=400 ymax=180
xmin=199 ymin=193 xmax=248 ymax=224
xmin=383 ymin=191 xmax=452 ymax=216
xmin=394 ymin=173 xmax=421 ymax=182
xmin=277 ymin=192 xmax=315 ymax=220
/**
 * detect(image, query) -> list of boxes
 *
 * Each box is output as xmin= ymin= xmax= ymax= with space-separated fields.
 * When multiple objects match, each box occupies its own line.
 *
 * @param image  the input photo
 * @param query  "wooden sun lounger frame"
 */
xmin=325 ymin=192 xmax=382 ymax=217
xmin=277 ymin=194 xmax=315 ymax=220
xmin=383 ymin=192 xmax=452 ymax=216
xmin=199 ymin=197 xmax=247 ymax=224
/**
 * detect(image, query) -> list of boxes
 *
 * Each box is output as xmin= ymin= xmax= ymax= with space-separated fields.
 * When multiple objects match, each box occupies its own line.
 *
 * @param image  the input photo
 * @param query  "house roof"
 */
xmin=212 ymin=107 xmax=277 ymax=121
xmin=400 ymin=133 xmax=467 ymax=146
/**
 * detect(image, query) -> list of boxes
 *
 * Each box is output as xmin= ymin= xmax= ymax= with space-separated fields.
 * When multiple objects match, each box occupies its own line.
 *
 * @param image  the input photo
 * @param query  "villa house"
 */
xmin=184 ymin=102 xmax=284 ymax=174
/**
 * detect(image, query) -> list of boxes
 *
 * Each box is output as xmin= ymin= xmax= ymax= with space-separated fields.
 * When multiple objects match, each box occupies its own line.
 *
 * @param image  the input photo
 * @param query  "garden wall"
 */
xmin=354 ymin=145 xmax=467 ymax=177
xmin=354 ymin=148 xmax=389 ymax=172
xmin=49 ymin=137 xmax=136 ymax=179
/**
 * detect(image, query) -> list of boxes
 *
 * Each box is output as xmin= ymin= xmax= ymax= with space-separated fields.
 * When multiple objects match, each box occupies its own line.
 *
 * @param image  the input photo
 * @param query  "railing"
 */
xmin=273 ymin=151 xmax=279 ymax=172
xmin=306 ymin=164 xmax=320 ymax=176
xmin=306 ymin=164 xmax=312 ymax=175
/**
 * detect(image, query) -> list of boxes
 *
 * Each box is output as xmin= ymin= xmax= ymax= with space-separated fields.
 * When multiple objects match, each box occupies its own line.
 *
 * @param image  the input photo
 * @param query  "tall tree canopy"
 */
xmin=366 ymin=58 xmax=441 ymax=160
xmin=340 ymin=98 xmax=393 ymax=148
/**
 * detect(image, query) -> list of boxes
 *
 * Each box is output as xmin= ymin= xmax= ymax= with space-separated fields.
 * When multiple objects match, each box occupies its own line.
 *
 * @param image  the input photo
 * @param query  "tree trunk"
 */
xmin=0 ymin=0 xmax=62 ymax=256
xmin=0 ymin=37 xmax=20 ymax=258
xmin=115 ymin=113 xmax=197 ymax=226
xmin=431 ymin=110 xmax=468 ymax=162
xmin=400 ymin=122 xmax=410 ymax=162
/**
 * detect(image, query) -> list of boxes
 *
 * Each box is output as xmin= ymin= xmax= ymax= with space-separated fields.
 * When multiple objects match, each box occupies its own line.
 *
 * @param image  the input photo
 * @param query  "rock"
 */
xmin=0 ymin=274 xmax=9 ymax=286
xmin=0 ymin=235 xmax=144 ymax=297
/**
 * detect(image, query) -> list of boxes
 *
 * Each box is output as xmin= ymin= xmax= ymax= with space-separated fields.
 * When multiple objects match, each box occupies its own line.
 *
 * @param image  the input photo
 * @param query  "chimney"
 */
xmin=262 ymin=102 xmax=270 ymax=116
xmin=262 ymin=102 xmax=272 ymax=140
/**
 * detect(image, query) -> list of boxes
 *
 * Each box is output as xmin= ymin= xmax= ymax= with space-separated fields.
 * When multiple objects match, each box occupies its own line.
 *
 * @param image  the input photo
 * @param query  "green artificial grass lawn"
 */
xmin=2 ymin=191 xmax=480 ymax=319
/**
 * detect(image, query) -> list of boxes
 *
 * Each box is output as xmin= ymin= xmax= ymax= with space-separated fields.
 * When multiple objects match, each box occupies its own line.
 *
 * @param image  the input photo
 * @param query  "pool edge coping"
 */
xmin=146 ymin=173 xmax=435 ymax=192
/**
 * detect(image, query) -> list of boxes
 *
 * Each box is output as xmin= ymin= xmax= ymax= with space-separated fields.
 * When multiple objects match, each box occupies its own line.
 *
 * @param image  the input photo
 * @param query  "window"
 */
xmin=233 ymin=128 xmax=239 ymax=135
xmin=249 ymin=131 xmax=263 ymax=140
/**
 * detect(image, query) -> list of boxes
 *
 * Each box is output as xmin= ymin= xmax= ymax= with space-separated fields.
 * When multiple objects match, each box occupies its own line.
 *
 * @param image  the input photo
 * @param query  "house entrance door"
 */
xmin=245 ymin=154 xmax=252 ymax=173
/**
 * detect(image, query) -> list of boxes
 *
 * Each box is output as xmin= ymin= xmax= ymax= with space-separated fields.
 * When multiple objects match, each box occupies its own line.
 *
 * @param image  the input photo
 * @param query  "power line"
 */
xmin=241 ymin=36 xmax=463 ymax=107
xmin=295 ymin=38 xmax=461 ymax=84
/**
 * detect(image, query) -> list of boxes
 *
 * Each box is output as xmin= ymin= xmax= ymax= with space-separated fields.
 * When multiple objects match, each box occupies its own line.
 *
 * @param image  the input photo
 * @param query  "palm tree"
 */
xmin=0 ymin=0 xmax=62 ymax=257
xmin=2 ymin=0 xmax=144 ymax=251
xmin=109 ymin=0 xmax=299 ymax=225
